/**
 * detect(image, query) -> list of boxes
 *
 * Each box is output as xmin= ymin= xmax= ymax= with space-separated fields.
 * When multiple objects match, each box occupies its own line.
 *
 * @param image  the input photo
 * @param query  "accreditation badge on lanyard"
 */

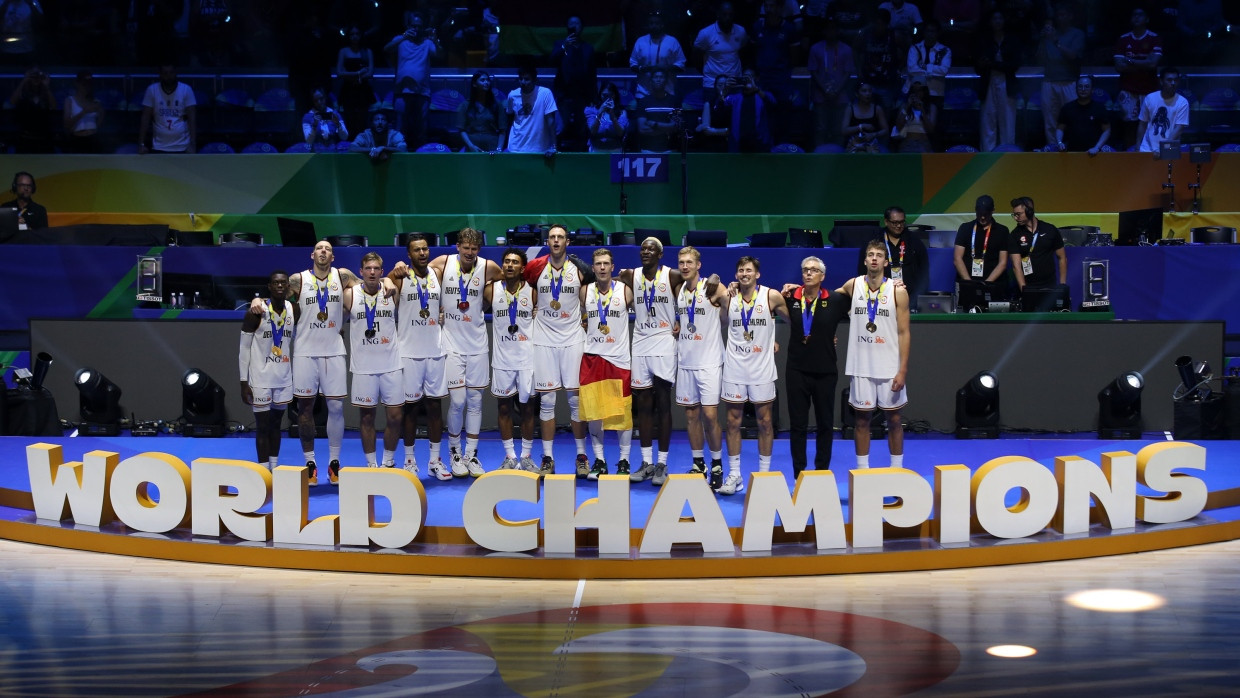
xmin=887 ymin=238 xmax=905 ymax=282
xmin=972 ymin=224 xmax=989 ymax=278
xmin=1021 ymin=232 xmax=1038 ymax=276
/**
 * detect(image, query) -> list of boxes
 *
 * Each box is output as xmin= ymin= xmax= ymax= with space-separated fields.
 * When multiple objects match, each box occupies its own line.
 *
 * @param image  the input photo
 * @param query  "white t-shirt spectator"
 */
xmin=1137 ymin=90 xmax=1189 ymax=153
xmin=693 ymin=22 xmax=748 ymax=89
xmin=142 ymin=81 xmax=196 ymax=152
xmin=505 ymin=85 xmax=558 ymax=153
xmin=879 ymin=2 xmax=923 ymax=35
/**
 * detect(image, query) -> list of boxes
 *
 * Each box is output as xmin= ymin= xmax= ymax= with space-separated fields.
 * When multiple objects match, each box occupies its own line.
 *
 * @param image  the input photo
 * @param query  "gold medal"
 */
xmin=802 ymin=336 xmax=809 ymax=344
xmin=271 ymin=346 xmax=282 ymax=357
xmin=866 ymin=322 xmax=877 ymax=333
xmin=743 ymin=331 xmax=754 ymax=342
xmin=419 ymin=308 xmax=430 ymax=319
xmin=317 ymin=311 xmax=328 ymax=321
xmin=550 ymin=300 xmax=561 ymax=310
xmin=599 ymin=323 xmax=610 ymax=335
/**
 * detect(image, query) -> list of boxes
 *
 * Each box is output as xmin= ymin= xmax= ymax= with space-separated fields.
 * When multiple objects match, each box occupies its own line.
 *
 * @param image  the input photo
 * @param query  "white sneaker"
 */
xmin=499 ymin=456 xmax=520 ymax=470
xmin=429 ymin=458 xmax=452 ymax=481
xmin=450 ymin=448 xmax=468 ymax=477
xmin=717 ymin=473 xmax=744 ymax=495
xmin=381 ymin=461 xmax=396 ymax=469
xmin=519 ymin=456 xmax=538 ymax=472
xmin=466 ymin=455 xmax=484 ymax=477
xmin=367 ymin=460 xmax=381 ymax=468
xmin=403 ymin=458 xmax=419 ymax=476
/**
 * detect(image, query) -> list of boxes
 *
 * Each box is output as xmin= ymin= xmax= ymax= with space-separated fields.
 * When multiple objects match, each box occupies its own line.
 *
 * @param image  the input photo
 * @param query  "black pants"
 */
xmin=786 ymin=367 xmax=837 ymax=475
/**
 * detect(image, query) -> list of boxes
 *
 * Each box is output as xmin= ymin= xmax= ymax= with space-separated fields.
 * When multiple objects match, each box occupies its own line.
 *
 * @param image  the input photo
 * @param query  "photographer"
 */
xmin=385 ymin=11 xmax=439 ymax=150
xmin=698 ymin=70 xmax=775 ymax=153
xmin=551 ymin=16 xmax=596 ymax=152
xmin=893 ymin=81 xmax=937 ymax=152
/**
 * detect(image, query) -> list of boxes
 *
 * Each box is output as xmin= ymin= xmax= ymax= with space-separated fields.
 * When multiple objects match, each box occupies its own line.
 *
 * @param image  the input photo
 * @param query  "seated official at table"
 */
xmin=2 ymin=171 xmax=47 ymax=230
xmin=855 ymin=205 xmax=929 ymax=302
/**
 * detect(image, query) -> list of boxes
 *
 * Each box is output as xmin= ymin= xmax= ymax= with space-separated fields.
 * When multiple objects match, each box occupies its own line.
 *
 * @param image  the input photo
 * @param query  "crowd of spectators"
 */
xmin=1 ymin=1 xmax=1239 ymax=155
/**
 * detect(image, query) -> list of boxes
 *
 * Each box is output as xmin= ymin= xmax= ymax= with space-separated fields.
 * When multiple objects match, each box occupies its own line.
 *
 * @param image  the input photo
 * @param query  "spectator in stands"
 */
xmin=386 ymin=11 xmax=439 ymax=150
xmin=2 ymin=171 xmax=47 ymax=229
xmin=1055 ymin=75 xmax=1111 ymax=155
xmin=1114 ymin=7 xmax=1162 ymax=150
xmin=458 ymin=70 xmax=505 ymax=153
xmin=503 ymin=64 xmax=558 ymax=155
xmin=551 ymin=15 xmax=596 ymax=152
xmin=977 ymin=10 xmax=1022 ymax=152
xmin=1036 ymin=3 xmax=1085 ymax=151
xmin=585 ymin=82 xmax=629 ymax=153
xmin=693 ymin=1 xmax=748 ymax=104
xmin=1137 ymin=66 xmax=1189 ymax=153
xmin=854 ymin=9 xmax=902 ymax=111
xmin=637 ymin=66 xmax=681 ymax=153
xmin=138 ymin=65 xmax=196 ymax=154
xmin=350 ymin=107 xmax=407 ymax=161
xmin=953 ymin=194 xmax=1010 ymax=289
xmin=336 ymin=24 xmax=376 ymax=138
xmin=906 ymin=19 xmax=950 ymax=113
xmin=630 ymin=12 xmax=686 ymax=99
xmin=303 ymin=88 xmax=349 ymax=152
xmin=808 ymin=17 xmax=853 ymax=149
xmin=714 ymin=70 xmax=776 ymax=153
xmin=0 ymin=0 xmax=42 ymax=66
xmin=8 ymin=64 xmax=54 ymax=154
xmin=695 ymin=87 xmax=731 ymax=152
xmin=63 ymin=70 xmax=103 ymax=154
xmin=880 ymin=0 xmax=922 ymax=45
xmin=287 ymin=10 xmax=335 ymax=120
xmin=893 ymin=81 xmax=936 ymax=153
xmin=841 ymin=82 xmax=888 ymax=153
xmin=753 ymin=0 xmax=798 ymax=101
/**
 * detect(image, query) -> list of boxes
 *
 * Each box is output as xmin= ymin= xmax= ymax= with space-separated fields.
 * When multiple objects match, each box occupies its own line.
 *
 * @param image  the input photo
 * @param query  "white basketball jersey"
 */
xmin=845 ymin=276 xmax=900 ymax=379
xmin=723 ymin=285 xmax=777 ymax=384
xmin=584 ymin=281 xmax=631 ymax=369
xmin=490 ymin=280 xmax=535 ymax=370
xmin=246 ymin=300 xmax=293 ymax=389
xmin=441 ymin=255 xmax=488 ymax=356
xmin=676 ymin=279 xmax=723 ymax=369
xmin=531 ymin=259 xmax=584 ymax=347
xmin=398 ymin=269 xmax=446 ymax=359
xmin=348 ymin=287 xmax=400 ymax=375
xmin=631 ymin=265 xmax=676 ymax=358
xmin=294 ymin=268 xmax=345 ymax=357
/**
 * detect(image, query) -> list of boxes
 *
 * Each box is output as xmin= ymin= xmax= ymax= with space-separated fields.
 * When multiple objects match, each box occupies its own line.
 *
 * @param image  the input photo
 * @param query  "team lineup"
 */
xmin=240 ymin=226 xmax=910 ymax=496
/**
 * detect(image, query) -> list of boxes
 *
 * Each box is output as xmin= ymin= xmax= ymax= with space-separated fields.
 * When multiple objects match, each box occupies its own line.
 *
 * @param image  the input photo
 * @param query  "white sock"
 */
xmin=502 ymin=438 xmax=515 ymax=458
xmin=303 ymin=450 xmax=315 ymax=464
xmin=404 ymin=444 xmax=415 ymax=462
xmin=268 ymin=457 xmax=278 ymax=470
xmin=329 ymin=445 xmax=341 ymax=463
xmin=691 ymin=449 xmax=704 ymax=460
xmin=575 ymin=437 xmax=587 ymax=456
xmin=856 ymin=454 xmax=870 ymax=468
xmin=542 ymin=439 xmax=555 ymax=459
xmin=429 ymin=441 xmax=441 ymax=462
xmin=641 ymin=446 xmax=653 ymax=464
xmin=448 ymin=433 xmax=461 ymax=453
xmin=465 ymin=436 xmax=478 ymax=458
xmin=365 ymin=451 xmax=377 ymax=466
xmin=758 ymin=454 xmax=771 ymax=472
xmin=728 ymin=454 xmax=741 ymax=478
xmin=891 ymin=453 xmax=904 ymax=468
xmin=382 ymin=448 xmax=395 ymax=465
xmin=619 ymin=430 xmax=632 ymax=460
xmin=658 ymin=450 xmax=669 ymax=465
xmin=521 ymin=439 xmax=533 ymax=458
xmin=710 ymin=449 xmax=722 ymax=462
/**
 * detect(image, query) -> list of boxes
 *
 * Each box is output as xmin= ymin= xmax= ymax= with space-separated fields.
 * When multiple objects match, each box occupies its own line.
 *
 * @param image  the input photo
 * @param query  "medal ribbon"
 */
xmin=596 ymin=281 xmax=615 ymax=330
xmin=685 ymin=280 xmax=702 ymax=326
xmin=866 ymin=280 xmax=885 ymax=327
xmin=415 ymin=273 xmax=429 ymax=312
xmin=314 ymin=273 xmax=330 ymax=317
xmin=267 ymin=302 xmax=286 ymax=350
xmin=801 ymin=290 xmax=816 ymax=340
xmin=457 ymin=255 xmax=477 ymax=309
xmin=506 ymin=282 xmax=521 ymax=328
xmin=739 ymin=289 xmax=758 ymax=338
xmin=549 ymin=265 xmax=564 ymax=304
xmin=641 ymin=271 xmax=657 ymax=315
xmin=363 ymin=290 xmax=378 ymax=333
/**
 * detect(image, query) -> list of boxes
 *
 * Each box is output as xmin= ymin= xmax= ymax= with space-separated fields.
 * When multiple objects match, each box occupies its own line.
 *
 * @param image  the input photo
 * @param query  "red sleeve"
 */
xmin=524 ymin=255 xmax=548 ymax=284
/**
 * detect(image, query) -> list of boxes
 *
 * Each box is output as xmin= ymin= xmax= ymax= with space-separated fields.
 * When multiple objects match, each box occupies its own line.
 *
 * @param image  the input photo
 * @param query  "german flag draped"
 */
xmin=578 ymin=354 xmax=632 ymax=430
xmin=494 ymin=0 xmax=625 ymax=56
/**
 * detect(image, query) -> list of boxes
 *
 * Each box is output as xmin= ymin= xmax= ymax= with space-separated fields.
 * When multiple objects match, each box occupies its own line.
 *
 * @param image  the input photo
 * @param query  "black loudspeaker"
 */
xmin=839 ymin=387 xmax=887 ymax=439
xmin=1172 ymin=394 xmax=1226 ymax=440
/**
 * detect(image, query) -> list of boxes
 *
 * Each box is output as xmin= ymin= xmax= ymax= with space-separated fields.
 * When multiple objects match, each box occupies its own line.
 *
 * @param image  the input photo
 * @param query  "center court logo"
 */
xmin=185 ymin=603 xmax=959 ymax=696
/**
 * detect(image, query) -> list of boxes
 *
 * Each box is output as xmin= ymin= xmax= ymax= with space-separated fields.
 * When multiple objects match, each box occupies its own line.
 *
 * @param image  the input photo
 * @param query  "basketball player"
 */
xmin=675 ymin=247 xmax=730 ymax=488
xmin=579 ymin=248 xmax=635 ymax=478
xmin=840 ymin=239 xmax=911 ymax=468
xmin=392 ymin=234 xmax=449 ymax=480
xmin=239 ymin=270 xmax=295 ymax=471
xmin=486 ymin=248 xmax=539 ymax=471
xmin=719 ymin=255 xmax=790 ymax=495
xmin=344 ymin=252 xmax=403 ymax=468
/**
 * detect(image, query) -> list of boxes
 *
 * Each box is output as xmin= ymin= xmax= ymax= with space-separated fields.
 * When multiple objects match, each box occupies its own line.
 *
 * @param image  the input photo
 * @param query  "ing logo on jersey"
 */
xmin=191 ymin=603 xmax=958 ymax=697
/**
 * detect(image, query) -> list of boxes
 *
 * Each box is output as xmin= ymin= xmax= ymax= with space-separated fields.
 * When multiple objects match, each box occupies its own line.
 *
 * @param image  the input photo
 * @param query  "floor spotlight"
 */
xmin=1098 ymin=371 xmax=1144 ymax=439
xmin=181 ymin=368 xmax=226 ymax=437
xmin=1173 ymin=355 xmax=1213 ymax=402
xmin=955 ymin=371 xmax=1000 ymax=439
xmin=74 ymin=367 xmax=123 ymax=436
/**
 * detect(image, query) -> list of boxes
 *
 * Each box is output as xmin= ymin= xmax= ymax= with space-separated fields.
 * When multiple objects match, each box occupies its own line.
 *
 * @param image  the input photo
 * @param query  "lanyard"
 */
xmin=414 ymin=272 xmax=429 ymax=311
xmin=506 ymin=282 xmax=522 ymax=327
xmin=313 ymin=272 xmax=330 ymax=316
xmin=801 ymin=291 xmax=817 ymax=339
xmin=887 ymin=237 xmax=906 ymax=267
xmin=456 ymin=255 xmax=478 ymax=309
xmin=865 ymin=280 xmax=886 ymax=326
xmin=549 ymin=265 xmax=564 ymax=303
xmin=682 ymin=279 xmax=702 ymax=325
xmin=972 ymin=223 xmax=991 ymax=258
xmin=639 ymin=269 xmax=658 ymax=315
xmin=267 ymin=301 xmax=287 ymax=349
xmin=362 ymin=289 xmax=378 ymax=332
xmin=596 ymin=281 xmax=615 ymax=329
xmin=739 ymin=288 xmax=758 ymax=336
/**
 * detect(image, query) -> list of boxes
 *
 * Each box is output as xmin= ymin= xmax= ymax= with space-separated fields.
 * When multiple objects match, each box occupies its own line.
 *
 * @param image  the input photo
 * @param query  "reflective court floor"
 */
xmin=2 ymin=537 xmax=1238 ymax=697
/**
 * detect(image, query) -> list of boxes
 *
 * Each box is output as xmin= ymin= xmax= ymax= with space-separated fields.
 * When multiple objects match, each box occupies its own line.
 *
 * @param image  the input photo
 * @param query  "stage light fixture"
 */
xmin=181 ymin=368 xmax=226 ymax=437
xmin=26 ymin=352 xmax=52 ymax=392
xmin=74 ymin=367 xmax=123 ymax=436
xmin=955 ymin=371 xmax=1000 ymax=439
xmin=1173 ymin=355 xmax=1213 ymax=402
xmin=1097 ymin=371 xmax=1144 ymax=439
